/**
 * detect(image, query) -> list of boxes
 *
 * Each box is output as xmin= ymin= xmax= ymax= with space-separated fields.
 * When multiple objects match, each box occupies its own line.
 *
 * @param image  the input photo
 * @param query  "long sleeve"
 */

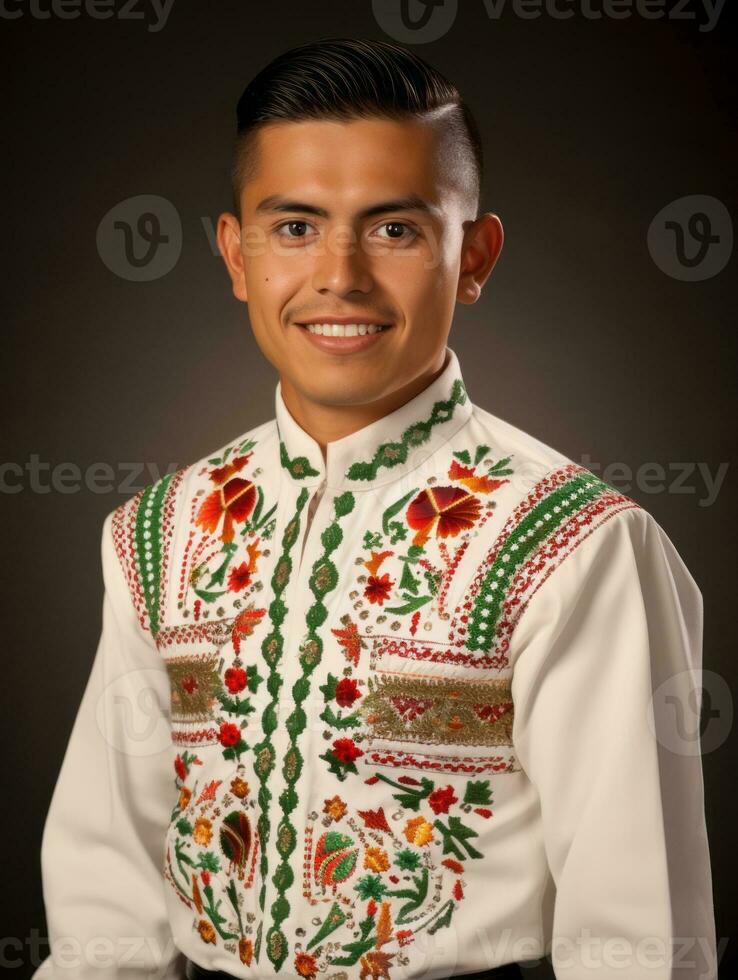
xmin=510 ymin=506 xmax=717 ymax=979
xmin=33 ymin=510 xmax=186 ymax=980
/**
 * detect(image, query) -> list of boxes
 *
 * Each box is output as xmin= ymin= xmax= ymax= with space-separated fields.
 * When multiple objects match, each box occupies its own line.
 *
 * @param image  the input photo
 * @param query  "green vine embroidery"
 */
xmin=279 ymin=439 xmax=321 ymax=480
xmin=345 ymin=379 xmax=468 ymax=482
xmin=265 ymin=490 xmax=356 ymax=971
xmin=251 ymin=486 xmax=310 ymax=948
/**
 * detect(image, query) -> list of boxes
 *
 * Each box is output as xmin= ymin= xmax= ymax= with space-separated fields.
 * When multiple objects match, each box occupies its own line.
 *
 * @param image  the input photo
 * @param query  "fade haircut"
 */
xmin=230 ymin=37 xmax=484 ymax=222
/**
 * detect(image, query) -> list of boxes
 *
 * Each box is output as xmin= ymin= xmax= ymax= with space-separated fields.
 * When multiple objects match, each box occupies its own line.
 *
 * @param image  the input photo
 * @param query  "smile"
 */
xmin=300 ymin=323 xmax=391 ymax=336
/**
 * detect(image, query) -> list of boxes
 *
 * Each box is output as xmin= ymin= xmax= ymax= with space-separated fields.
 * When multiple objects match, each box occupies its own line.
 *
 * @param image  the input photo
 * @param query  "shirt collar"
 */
xmin=275 ymin=346 xmax=473 ymax=491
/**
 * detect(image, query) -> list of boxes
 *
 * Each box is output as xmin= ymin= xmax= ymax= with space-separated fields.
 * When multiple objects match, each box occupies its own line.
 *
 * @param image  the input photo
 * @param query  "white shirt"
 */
xmin=34 ymin=346 xmax=716 ymax=980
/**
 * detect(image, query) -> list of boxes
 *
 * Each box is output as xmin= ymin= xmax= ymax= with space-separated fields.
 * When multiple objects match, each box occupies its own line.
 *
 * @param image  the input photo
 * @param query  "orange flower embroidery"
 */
xmin=406 ymin=485 xmax=481 ymax=546
xmin=364 ymin=847 xmax=390 ymax=872
xmin=192 ymin=817 xmax=213 ymax=846
xmin=294 ymin=951 xmax=318 ymax=978
xmin=403 ymin=815 xmax=434 ymax=846
xmin=197 ymin=920 xmax=216 ymax=944
xmin=239 ymin=937 xmax=253 ymax=965
xmin=323 ymin=796 xmax=348 ymax=822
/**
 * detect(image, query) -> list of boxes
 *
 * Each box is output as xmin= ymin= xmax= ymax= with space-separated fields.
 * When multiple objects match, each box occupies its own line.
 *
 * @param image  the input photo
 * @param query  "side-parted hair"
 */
xmin=231 ymin=37 xmax=484 ymax=220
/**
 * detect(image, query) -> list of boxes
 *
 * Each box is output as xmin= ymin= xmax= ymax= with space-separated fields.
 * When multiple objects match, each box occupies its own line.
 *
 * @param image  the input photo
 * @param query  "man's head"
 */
xmin=217 ymin=37 xmax=503 ymax=434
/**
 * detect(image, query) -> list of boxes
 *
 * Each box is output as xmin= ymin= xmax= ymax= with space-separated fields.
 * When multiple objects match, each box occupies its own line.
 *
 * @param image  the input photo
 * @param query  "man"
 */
xmin=35 ymin=37 xmax=716 ymax=980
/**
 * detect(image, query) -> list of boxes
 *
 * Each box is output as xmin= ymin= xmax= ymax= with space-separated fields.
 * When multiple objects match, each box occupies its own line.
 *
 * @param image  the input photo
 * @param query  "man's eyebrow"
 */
xmin=254 ymin=194 xmax=439 ymax=219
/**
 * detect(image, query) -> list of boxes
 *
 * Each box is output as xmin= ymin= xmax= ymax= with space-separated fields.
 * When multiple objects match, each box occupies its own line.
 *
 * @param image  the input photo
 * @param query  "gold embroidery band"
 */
xmin=166 ymin=653 xmax=220 ymax=725
xmin=362 ymin=674 xmax=513 ymax=748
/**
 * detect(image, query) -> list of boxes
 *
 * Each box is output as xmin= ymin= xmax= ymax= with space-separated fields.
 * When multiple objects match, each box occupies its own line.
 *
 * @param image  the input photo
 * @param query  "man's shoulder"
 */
xmin=465 ymin=400 xmax=574 ymax=478
xmin=453 ymin=400 xmax=655 ymax=656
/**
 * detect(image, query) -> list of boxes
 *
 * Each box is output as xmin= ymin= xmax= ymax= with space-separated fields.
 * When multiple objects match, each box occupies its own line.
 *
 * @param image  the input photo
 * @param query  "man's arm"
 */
xmin=510 ymin=506 xmax=717 ymax=979
xmin=33 ymin=510 xmax=185 ymax=980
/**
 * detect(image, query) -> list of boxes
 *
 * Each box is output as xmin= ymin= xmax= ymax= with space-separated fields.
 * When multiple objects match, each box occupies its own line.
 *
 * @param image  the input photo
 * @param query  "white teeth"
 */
xmin=304 ymin=323 xmax=387 ymax=336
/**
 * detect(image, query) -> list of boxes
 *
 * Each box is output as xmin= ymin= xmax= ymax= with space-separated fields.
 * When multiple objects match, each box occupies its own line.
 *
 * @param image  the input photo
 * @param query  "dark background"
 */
xmin=4 ymin=1 xmax=736 ymax=976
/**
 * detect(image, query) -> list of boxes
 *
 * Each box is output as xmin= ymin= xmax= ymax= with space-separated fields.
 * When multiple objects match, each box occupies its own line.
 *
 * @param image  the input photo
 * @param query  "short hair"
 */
xmin=230 ymin=37 xmax=484 ymax=221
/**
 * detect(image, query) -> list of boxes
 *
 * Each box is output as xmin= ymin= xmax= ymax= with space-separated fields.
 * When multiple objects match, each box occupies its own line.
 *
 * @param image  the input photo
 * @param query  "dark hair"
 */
xmin=231 ymin=37 xmax=483 ymax=220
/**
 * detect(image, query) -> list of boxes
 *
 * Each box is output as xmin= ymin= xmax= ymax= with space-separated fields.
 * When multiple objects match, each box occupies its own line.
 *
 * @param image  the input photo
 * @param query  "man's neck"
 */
xmin=279 ymin=351 xmax=449 ymax=460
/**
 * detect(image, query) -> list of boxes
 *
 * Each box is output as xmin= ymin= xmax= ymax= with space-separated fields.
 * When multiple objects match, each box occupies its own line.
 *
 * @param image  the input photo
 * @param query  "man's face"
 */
xmin=218 ymin=115 xmax=501 ymax=410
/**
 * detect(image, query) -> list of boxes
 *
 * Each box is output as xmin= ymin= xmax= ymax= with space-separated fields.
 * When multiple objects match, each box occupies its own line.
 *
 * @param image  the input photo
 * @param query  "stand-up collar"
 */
xmin=275 ymin=346 xmax=473 ymax=491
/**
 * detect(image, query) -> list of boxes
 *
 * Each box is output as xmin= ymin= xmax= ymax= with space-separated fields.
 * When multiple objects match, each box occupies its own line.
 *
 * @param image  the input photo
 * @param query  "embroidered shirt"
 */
xmin=34 ymin=346 xmax=716 ymax=980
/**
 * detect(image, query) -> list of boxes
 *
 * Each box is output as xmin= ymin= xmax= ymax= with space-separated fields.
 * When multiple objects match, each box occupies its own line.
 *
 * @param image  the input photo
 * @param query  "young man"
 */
xmin=35 ymin=38 xmax=716 ymax=980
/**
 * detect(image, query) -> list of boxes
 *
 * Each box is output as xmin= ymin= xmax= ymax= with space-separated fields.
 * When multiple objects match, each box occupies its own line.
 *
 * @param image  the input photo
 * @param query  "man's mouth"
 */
xmin=297 ymin=322 xmax=392 ymax=336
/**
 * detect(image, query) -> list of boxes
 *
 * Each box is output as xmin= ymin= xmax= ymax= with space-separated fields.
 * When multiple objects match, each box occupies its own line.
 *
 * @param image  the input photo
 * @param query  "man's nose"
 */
xmin=310 ymin=227 xmax=374 ymax=295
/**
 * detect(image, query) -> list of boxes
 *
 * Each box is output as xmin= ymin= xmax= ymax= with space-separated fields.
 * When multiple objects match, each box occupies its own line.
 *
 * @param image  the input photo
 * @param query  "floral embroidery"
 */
xmin=111 ymin=363 xmax=640 ymax=978
xmin=299 ymin=773 xmax=496 ymax=972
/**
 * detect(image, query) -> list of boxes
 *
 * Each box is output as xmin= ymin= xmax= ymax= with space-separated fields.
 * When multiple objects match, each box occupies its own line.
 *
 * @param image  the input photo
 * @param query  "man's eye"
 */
xmin=376 ymin=222 xmax=414 ymax=240
xmin=277 ymin=220 xmax=312 ymax=238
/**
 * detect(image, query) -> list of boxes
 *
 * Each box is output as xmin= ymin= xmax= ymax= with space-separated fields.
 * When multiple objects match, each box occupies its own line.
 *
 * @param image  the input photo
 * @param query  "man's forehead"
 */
xmin=242 ymin=116 xmax=461 ymax=210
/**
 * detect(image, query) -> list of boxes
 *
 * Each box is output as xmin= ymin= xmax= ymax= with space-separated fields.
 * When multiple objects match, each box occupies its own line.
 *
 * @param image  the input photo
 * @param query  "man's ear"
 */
xmin=457 ymin=212 xmax=504 ymax=305
xmin=216 ymin=212 xmax=248 ymax=303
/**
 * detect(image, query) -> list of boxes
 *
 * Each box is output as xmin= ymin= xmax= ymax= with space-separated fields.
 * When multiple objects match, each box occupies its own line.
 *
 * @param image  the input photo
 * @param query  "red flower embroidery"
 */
xmin=332 ymin=738 xmax=364 ymax=764
xmin=228 ymin=562 xmax=252 ymax=592
xmin=406 ymin=486 xmax=482 ymax=546
xmin=174 ymin=754 xmax=187 ymax=780
xmin=335 ymin=677 xmax=361 ymax=707
xmin=201 ymin=870 xmax=211 ymax=886
xmin=224 ymin=666 xmax=248 ymax=694
xmin=364 ymin=573 xmax=394 ymax=605
xmin=428 ymin=785 xmax=458 ymax=814
xmin=195 ymin=477 xmax=258 ymax=543
xmin=218 ymin=722 xmax=241 ymax=747
xmin=231 ymin=604 xmax=267 ymax=655
xmin=358 ymin=808 xmax=391 ymax=833
xmin=208 ymin=453 xmax=252 ymax=486
xmin=181 ymin=675 xmax=198 ymax=695
xmin=331 ymin=619 xmax=363 ymax=667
